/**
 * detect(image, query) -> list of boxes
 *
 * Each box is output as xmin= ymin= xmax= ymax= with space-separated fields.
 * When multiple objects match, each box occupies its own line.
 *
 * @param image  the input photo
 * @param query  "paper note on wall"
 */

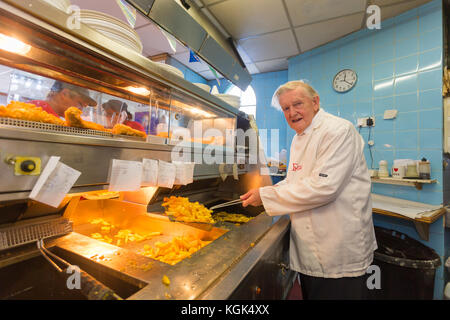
xmin=30 ymin=156 xmax=81 ymax=208
xmin=142 ymin=158 xmax=158 ymax=186
xmin=173 ymin=162 xmax=195 ymax=185
xmin=233 ymin=163 xmax=238 ymax=180
xmin=157 ymin=160 xmax=176 ymax=188
xmin=218 ymin=163 xmax=227 ymax=181
xmin=108 ymin=159 xmax=143 ymax=191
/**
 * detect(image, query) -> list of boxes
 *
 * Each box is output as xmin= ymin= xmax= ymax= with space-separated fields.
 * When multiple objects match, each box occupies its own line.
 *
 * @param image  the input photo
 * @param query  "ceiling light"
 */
xmin=0 ymin=34 xmax=31 ymax=55
xmin=125 ymin=86 xmax=151 ymax=96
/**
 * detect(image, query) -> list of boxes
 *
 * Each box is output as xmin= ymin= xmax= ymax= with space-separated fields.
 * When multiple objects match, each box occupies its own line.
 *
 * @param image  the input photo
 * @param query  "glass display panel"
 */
xmin=0 ymin=65 xmax=160 ymax=139
xmin=0 ymin=67 xmax=235 ymax=145
xmin=169 ymin=88 xmax=236 ymax=146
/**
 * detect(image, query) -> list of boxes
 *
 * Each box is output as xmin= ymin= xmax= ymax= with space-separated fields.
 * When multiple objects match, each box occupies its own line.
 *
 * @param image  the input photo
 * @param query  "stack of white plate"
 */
xmin=42 ymin=0 xmax=71 ymax=12
xmin=156 ymin=62 xmax=184 ymax=78
xmin=215 ymin=93 xmax=241 ymax=109
xmin=79 ymin=10 xmax=143 ymax=54
xmin=193 ymin=83 xmax=211 ymax=92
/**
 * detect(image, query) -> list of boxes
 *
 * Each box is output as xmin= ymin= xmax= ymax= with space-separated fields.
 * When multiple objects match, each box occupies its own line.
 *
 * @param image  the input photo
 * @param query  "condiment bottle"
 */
xmin=418 ymin=158 xmax=431 ymax=180
xmin=378 ymin=160 xmax=389 ymax=177
xmin=405 ymin=161 xmax=419 ymax=178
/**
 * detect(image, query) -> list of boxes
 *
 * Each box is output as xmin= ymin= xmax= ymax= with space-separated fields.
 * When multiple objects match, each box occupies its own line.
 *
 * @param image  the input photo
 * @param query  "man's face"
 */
xmin=279 ymin=87 xmax=320 ymax=135
xmin=102 ymin=103 xmax=126 ymax=128
xmin=61 ymin=89 xmax=90 ymax=109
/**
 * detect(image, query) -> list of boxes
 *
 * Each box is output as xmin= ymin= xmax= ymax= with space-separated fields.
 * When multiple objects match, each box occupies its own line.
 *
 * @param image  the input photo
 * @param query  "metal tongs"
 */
xmin=147 ymin=212 xmax=215 ymax=231
xmin=36 ymin=239 xmax=122 ymax=300
xmin=209 ymin=198 xmax=243 ymax=211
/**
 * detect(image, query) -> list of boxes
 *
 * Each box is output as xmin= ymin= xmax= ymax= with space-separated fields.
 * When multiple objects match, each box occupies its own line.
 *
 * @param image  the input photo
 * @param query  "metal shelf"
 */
xmin=371 ymin=194 xmax=445 ymax=241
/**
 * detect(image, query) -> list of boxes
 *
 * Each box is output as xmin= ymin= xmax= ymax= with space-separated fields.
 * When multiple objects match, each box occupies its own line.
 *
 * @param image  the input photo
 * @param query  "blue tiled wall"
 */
xmin=249 ymin=71 xmax=288 ymax=158
xmin=288 ymin=0 xmax=445 ymax=299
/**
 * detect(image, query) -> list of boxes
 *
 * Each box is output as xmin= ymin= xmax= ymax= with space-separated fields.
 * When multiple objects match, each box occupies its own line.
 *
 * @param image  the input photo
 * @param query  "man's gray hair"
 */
xmin=271 ymin=80 xmax=319 ymax=110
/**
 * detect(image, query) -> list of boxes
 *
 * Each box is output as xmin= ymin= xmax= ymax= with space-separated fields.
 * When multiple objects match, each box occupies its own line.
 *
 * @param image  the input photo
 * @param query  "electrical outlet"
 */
xmin=357 ymin=117 xmax=376 ymax=127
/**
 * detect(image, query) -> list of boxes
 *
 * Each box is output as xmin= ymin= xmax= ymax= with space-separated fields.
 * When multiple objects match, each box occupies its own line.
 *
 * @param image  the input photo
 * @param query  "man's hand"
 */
xmin=240 ymin=188 xmax=262 ymax=207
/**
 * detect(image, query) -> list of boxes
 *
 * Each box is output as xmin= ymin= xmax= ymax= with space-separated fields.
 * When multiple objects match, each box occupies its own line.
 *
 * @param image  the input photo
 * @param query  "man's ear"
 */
xmin=313 ymin=95 xmax=320 ymax=111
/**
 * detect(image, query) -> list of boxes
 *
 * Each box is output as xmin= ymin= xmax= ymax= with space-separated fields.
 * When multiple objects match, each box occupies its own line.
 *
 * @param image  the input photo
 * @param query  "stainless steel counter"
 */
xmin=47 ymin=212 xmax=292 ymax=300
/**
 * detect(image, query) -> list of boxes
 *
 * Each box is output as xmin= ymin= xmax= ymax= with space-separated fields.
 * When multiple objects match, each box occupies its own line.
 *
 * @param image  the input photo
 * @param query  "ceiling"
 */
xmin=70 ymin=0 xmax=434 ymax=81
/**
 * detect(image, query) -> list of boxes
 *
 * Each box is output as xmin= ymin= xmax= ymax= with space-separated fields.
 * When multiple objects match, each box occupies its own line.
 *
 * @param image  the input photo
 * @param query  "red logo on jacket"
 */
xmin=292 ymin=163 xmax=302 ymax=171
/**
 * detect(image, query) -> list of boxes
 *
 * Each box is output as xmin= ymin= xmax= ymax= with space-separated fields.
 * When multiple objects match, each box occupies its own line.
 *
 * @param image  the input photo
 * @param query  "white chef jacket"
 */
xmin=260 ymin=109 xmax=377 ymax=278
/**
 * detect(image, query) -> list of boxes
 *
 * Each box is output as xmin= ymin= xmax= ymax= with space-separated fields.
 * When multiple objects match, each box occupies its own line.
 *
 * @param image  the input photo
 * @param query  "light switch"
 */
xmin=383 ymin=109 xmax=398 ymax=119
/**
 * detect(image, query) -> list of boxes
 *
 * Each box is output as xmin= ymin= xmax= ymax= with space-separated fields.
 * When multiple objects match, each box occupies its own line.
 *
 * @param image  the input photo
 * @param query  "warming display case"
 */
xmin=0 ymin=0 xmax=294 ymax=300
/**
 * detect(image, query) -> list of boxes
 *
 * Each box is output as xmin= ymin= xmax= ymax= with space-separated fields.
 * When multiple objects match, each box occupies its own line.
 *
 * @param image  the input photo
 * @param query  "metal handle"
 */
xmin=4 ymin=155 xmax=15 ymax=165
xmin=37 ymin=239 xmax=122 ymax=300
xmin=65 ymin=268 xmax=122 ymax=300
xmin=209 ymin=199 xmax=243 ymax=210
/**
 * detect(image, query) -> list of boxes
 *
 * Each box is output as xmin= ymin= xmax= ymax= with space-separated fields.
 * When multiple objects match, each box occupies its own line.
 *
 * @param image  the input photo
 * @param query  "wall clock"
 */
xmin=332 ymin=69 xmax=357 ymax=93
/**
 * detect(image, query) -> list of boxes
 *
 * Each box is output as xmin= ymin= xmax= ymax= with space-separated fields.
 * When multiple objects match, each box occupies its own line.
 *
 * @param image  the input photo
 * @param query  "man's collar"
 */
xmin=298 ymin=108 xmax=323 ymax=136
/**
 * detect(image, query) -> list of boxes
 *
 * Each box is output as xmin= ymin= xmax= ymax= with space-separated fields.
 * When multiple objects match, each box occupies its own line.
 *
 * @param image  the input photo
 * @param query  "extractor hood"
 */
xmin=125 ymin=0 xmax=252 ymax=91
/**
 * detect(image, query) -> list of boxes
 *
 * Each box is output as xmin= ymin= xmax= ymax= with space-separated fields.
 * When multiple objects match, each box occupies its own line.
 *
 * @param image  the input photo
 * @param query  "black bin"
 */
xmin=370 ymin=226 xmax=441 ymax=300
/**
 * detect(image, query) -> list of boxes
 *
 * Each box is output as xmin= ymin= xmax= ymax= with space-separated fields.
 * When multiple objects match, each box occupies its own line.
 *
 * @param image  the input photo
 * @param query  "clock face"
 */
xmin=332 ymin=69 xmax=357 ymax=93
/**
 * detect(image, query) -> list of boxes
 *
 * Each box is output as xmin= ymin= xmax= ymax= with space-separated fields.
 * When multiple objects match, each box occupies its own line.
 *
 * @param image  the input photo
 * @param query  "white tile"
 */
xmin=208 ymin=0 xmax=290 ymax=39
xmin=239 ymin=29 xmax=298 ymax=62
xmin=372 ymin=0 xmax=417 ymax=6
xmin=295 ymin=13 xmax=364 ymax=52
xmin=285 ymin=0 xmax=366 ymax=27
xmin=202 ymin=0 xmax=227 ymax=6
xmin=379 ymin=0 xmax=432 ymax=21
xmin=254 ymin=59 xmax=289 ymax=73
xmin=245 ymin=63 xmax=260 ymax=74
xmin=136 ymin=24 xmax=180 ymax=55
xmin=236 ymin=45 xmax=253 ymax=64
xmin=200 ymin=8 xmax=231 ymax=38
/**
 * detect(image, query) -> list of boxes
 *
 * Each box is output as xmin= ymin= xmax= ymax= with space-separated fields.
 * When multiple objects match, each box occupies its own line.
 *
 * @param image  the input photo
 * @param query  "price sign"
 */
xmin=108 ymin=159 xmax=143 ymax=191
xmin=157 ymin=160 xmax=176 ymax=188
xmin=142 ymin=158 xmax=158 ymax=186
xmin=29 ymin=156 xmax=81 ymax=208
xmin=173 ymin=161 xmax=195 ymax=185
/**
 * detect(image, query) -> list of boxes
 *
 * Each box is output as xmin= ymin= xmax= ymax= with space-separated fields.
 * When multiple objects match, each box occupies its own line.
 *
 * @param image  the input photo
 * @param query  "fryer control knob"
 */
xmin=21 ymin=160 xmax=36 ymax=172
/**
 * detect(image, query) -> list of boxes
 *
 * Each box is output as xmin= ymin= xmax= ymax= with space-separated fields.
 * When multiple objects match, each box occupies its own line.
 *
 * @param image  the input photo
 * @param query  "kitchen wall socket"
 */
xmin=357 ymin=117 xmax=375 ymax=127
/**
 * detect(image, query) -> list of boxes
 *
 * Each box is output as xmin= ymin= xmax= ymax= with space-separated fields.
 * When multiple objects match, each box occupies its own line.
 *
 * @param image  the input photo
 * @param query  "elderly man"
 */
xmin=241 ymin=80 xmax=377 ymax=300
